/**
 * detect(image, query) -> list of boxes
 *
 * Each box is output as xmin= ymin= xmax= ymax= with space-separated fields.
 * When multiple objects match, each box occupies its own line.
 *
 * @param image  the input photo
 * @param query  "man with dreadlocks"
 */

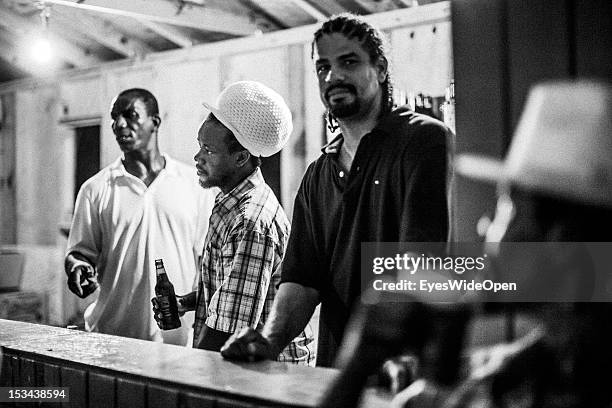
xmin=221 ymin=13 xmax=451 ymax=367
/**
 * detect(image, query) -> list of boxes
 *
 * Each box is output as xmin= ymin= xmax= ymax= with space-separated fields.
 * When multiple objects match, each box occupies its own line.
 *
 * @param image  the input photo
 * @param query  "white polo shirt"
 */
xmin=66 ymin=155 xmax=215 ymax=344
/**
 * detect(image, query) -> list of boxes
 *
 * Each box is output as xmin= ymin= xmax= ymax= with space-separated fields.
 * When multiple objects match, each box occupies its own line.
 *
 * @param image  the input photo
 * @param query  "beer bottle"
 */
xmin=154 ymin=259 xmax=181 ymax=330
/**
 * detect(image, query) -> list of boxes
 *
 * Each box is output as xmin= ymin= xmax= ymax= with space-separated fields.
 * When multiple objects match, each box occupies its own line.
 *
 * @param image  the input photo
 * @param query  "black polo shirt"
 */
xmin=281 ymin=106 xmax=450 ymax=367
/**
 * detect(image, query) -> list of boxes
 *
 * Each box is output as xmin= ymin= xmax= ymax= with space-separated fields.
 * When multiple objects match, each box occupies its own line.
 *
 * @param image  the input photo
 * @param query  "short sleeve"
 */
xmin=66 ymin=186 xmax=102 ymax=264
xmin=279 ymin=175 xmax=323 ymax=291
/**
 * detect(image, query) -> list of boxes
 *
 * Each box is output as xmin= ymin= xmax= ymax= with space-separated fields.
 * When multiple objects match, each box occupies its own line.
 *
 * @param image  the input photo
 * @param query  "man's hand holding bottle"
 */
xmin=152 ymin=291 xmax=196 ymax=330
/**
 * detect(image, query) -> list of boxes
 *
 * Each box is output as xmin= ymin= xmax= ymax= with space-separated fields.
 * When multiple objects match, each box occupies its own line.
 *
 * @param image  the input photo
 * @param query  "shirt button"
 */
xmin=356 ymin=166 xmax=361 ymax=172
xmin=374 ymin=180 xmax=380 ymax=185
xmin=339 ymin=171 xmax=345 ymax=178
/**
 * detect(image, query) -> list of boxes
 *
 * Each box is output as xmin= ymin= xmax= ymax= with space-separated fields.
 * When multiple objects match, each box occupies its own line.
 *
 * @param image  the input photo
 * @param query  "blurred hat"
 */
xmin=456 ymin=80 xmax=612 ymax=207
xmin=202 ymin=81 xmax=293 ymax=157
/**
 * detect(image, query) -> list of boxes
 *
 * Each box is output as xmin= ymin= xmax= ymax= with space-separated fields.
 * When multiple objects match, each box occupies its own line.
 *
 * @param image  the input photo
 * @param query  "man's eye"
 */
xmin=316 ymin=65 xmax=329 ymax=75
xmin=344 ymin=59 xmax=357 ymax=66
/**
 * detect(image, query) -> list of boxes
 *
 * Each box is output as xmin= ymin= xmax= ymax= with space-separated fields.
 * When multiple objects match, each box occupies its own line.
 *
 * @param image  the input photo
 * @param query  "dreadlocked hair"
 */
xmin=312 ymin=13 xmax=394 ymax=133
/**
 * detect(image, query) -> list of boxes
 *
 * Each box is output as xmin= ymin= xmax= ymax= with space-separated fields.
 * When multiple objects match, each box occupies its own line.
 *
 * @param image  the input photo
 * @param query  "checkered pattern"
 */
xmin=193 ymin=168 xmax=314 ymax=364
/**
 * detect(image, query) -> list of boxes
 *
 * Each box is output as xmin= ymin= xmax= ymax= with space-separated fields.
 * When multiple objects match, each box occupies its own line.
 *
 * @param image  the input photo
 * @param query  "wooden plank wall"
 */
xmin=0 ymin=3 xmax=453 ymax=247
xmin=452 ymin=0 xmax=612 ymax=242
xmin=0 ymin=92 xmax=16 ymax=244
xmin=14 ymin=86 xmax=65 ymax=245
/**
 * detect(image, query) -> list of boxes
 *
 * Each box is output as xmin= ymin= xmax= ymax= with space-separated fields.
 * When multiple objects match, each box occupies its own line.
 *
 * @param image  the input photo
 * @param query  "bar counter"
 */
xmin=0 ymin=319 xmax=390 ymax=407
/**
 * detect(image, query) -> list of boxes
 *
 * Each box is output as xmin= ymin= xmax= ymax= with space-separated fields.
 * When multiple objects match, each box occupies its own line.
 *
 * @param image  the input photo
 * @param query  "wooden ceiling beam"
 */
xmin=137 ymin=20 xmax=193 ymax=48
xmin=330 ymin=0 xmax=370 ymax=14
xmin=40 ymin=0 xmax=261 ymax=36
xmin=286 ymin=0 xmax=327 ymax=21
xmin=0 ymin=7 xmax=102 ymax=67
xmin=301 ymin=0 xmax=346 ymax=15
xmin=396 ymin=0 xmax=419 ymax=6
xmin=52 ymin=8 xmax=154 ymax=58
xmin=234 ymin=0 xmax=287 ymax=30
xmin=354 ymin=0 xmax=401 ymax=13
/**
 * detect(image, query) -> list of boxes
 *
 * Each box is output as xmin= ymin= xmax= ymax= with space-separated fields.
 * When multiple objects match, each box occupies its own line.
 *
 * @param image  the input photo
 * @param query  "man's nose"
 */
xmin=113 ymin=115 xmax=128 ymax=129
xmin=325 ymin=66 xmax=345 ymax=83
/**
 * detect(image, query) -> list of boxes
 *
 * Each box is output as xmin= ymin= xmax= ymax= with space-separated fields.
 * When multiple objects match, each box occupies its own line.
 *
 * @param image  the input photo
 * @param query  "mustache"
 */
xmin=114 ymin=129 xmax=132 ymax=137
xmin=325 ymin=84 xmax=356 ymax=99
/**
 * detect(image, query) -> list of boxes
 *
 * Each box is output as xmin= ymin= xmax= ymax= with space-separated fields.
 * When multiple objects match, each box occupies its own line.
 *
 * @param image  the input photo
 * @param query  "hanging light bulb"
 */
xmin=30 ymin=36 xmax=53 ymax=64
xmin=29 ymin=3 xmax=53 ymax=65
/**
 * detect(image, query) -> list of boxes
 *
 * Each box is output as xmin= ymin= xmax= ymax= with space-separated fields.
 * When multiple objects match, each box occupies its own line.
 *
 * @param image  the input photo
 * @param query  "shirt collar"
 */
xmin=109 ymin=154 xmax=178 ymax=179
xmin=214 ymin=167 xmax=264 ymax=207
xmin=320 ymin=107 xmax=410 ymax=157
xmin=321 ymin=134 xmax=344 ymax=156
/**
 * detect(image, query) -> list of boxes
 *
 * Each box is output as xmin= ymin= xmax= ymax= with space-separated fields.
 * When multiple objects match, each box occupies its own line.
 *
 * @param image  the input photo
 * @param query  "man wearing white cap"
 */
xmin=154 ymin=81 xmax=314 ymax=364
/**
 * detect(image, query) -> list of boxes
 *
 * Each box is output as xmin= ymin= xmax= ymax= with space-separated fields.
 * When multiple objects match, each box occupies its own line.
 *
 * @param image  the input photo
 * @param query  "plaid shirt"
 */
xmin=193 ymin=168 xmax=314 ymax=364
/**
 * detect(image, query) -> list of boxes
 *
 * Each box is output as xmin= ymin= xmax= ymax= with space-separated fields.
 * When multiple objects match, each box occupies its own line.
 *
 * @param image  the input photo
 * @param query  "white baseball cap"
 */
xmin=456 ymin=80 xmax=612 ymax=207
xmin=202 ymin=81 xmax=293 ymax=157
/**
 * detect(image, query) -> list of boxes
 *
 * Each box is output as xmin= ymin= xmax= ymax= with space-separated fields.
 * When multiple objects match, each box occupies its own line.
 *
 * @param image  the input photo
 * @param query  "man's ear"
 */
xmin=235 ymin=150 xmax=251 ymax=168
xmin=152 ymin=115 xmax=161 ymax=128
xmin=376 ymin=56 xmax=388 ymax=83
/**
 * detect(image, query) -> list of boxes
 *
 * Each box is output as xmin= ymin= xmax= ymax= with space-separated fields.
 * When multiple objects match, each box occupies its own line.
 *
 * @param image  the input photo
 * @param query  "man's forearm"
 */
xmin=261 ymin=282 xmax=319 ymax=355
xmin=178 ymin=291 xmax=197 ymax=312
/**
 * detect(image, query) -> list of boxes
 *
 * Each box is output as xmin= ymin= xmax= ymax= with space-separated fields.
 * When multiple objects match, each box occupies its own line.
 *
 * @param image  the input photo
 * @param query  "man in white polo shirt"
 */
xmin=65 ymin=88 xmax=215 ymax=345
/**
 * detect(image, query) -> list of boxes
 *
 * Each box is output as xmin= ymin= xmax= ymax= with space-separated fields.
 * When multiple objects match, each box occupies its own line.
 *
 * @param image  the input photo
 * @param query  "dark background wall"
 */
xmin=451 ymin=0 xmax=612 ymax=241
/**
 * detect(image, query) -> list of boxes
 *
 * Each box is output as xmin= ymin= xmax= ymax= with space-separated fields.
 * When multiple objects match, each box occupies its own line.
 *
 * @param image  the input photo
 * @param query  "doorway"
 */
xmin=74 ymin=125 xmax=100 ymax=200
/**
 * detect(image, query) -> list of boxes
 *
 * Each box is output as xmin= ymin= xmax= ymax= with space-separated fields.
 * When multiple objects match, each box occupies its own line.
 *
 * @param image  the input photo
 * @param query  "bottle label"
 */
xmin=158 ymin=296 xmax=172 ymax=318
xmin=156 ymin=294 xmax=181 ymax=329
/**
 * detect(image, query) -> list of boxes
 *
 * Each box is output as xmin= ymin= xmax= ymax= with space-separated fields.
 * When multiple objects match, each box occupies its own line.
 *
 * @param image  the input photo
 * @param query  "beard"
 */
xmin=329 ymin=100 xmax=361 ymax=118
xmin=325 ymin=84 xmax=360 ymax=118
xmin=198 ymin=178 xmax=211 ymax=189
xmin=197 ymin=169 xmax=232 ymax=191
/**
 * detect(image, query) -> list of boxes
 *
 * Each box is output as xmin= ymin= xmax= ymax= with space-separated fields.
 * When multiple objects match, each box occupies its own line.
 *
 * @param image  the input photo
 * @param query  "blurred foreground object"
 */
xmin=456 ymin=80 xmax=612 ymax=208
xmin=321 ymin=80 xmax=612 ymax=407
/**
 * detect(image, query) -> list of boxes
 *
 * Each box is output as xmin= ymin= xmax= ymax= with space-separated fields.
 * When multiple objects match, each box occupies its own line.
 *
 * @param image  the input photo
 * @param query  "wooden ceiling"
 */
xmin=0 ymin=0 xmax=443 ymax=85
